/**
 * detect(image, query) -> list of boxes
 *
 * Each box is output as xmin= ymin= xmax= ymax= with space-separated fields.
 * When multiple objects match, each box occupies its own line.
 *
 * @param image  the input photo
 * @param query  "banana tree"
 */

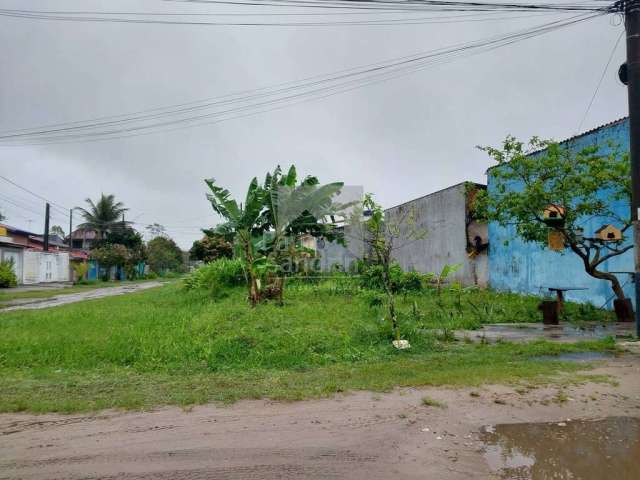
xmin=257 ymin=165 xmax=346 ymax=298
xmin=205 ymin=177 xmax=264 ymax=306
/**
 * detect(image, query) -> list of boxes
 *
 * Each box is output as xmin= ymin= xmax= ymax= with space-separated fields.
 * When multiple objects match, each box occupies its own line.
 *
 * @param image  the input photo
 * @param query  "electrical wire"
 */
xmin=576 ymin=27 xmax=624 ymax=133
xmin=165 ymin=0 xmax=614 ymax=13
xmin=0 ymin=12 xmax=603 ymax=145
xmin=0 ymin=7 xmax=559 ymax=25
xmin=0 ymin=175 xmax=71 ymax=213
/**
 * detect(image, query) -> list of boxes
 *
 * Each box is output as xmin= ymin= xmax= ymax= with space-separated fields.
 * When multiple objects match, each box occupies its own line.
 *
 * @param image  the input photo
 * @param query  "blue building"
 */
xmin=488 ymin=117 xmax=633 ymax=309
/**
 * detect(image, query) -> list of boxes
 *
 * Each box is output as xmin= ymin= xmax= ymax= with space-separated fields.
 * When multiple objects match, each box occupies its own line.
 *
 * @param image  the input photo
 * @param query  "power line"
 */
xmin=165 ymin=0 xmax=612 ymax=13
xmin=576 ymin=27 xmax=624 ymax=133
xmin=0 ymin=12 xmax=603 ymax=145
xmin=0 ymin=175 xmax=70 ymax=213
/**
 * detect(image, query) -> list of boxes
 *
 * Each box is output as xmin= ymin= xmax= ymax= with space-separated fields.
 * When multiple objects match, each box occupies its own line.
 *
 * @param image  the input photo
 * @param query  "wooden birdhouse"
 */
xmin=595 ymin=224 xmax=622 ymax=242
xmin=543 ymin=205 xmax=566 ymax=225
xmin=548 ymin=230 xmax=565 ymax=251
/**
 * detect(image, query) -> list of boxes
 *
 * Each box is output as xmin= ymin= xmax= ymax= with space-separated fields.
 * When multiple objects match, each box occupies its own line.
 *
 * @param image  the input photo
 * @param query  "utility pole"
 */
xmin=68 ymin=208 xmax=73 ymax=248
xmin=43 ymin=202 xmax=50 ymax=252
xmin=624 ymin=0 xmax=640 ymax=337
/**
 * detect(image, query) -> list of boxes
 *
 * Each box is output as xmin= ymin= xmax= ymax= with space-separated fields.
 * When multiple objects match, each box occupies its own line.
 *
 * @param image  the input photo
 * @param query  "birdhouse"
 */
xmin=543 ymin=205 xmax=566 ymax=225
xmin=548 ymin=230 xmax=565 ymax=251
xmin=595 ymin=224 xmax=622 ymax=242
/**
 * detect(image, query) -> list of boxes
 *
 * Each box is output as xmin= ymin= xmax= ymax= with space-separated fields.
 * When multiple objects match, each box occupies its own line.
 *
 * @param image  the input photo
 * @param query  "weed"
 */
xmin=421 ymin=396 xmax=447 ymax=408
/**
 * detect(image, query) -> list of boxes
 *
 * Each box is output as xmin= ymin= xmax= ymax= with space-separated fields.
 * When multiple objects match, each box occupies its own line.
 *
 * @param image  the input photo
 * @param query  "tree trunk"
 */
xmin=242 ymin=236 xmax=259 ymax=307
xmin=381 ymin=256 xmax=399 ymax=340
xmin=589 ymin=268 xmax=626 ymax=302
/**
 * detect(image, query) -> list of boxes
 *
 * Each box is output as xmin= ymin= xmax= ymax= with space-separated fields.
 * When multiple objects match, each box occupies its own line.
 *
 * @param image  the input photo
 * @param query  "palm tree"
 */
xmin=76 ymin=194 xmax=128 ymax=239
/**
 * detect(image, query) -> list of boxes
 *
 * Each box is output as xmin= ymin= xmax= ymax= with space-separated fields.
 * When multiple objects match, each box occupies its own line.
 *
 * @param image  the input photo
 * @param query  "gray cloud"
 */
xmin=0 ymin=1 xmax=626 ymax=248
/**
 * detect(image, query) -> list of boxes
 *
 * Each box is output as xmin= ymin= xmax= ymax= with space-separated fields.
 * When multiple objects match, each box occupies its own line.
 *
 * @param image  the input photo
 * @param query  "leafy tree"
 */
xmin=0 ymin=208 xmax=6 ymax=222
xmin=478 ymin=136 xmax=631 ymax=302
xmin=146 ymin=223 xmax=167 ymax=239
xmin=101 ymin=226 xmax=144 ymax=250
xmin=50 ymin=225 xmax=65 ymax=238
xmin=146 ymin=236 xmax=183 ymax=275
xmin=90 ymin=244 xmax=130 ymax=280
xmin=189 ymin=233 xmax=233 ymax=262
xmin=89 ymin=226 xmax=145 ymax=280
xmin=353 ymin=194 xmax=426 ymax=341
xmin=76 ymin=194 xmax=128 ymax=239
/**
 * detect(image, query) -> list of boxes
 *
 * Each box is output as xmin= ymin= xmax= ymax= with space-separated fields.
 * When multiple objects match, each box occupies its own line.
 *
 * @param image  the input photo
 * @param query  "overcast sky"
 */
xmin=0 ymin=1 xmax=627 ymax=248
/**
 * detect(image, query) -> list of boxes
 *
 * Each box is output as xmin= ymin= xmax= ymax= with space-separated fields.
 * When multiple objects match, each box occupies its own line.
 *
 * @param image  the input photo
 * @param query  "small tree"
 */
xmin=50 ymin=225 xmax=65 ymax=238
xmin=189 ymin=234 xmax=233 ymax=263
xmin=205 ymin=167 xmax=345 ymax=306
xmin=90 ymin=244 xmax=130 ymax=280
xmin=146 ymin=236 xmax=183 ymax=275
xmin=354 ymin=194 xmax=426 ymax=341
xmin=206 ymin=177 xmax=264 ymax=306
xmin=146 ymin=223 xmax=167 ymax=239
xmin=478 ymin=136 xmax=632 ymax=305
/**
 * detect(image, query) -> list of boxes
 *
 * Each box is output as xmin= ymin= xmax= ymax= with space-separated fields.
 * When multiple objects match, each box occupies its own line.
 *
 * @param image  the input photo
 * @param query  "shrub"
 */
xmin=0 ymin=260 xmax=18 ymax=288
xmin=359 ymin=262 xmax=425 ymax=293
xmin=71 ymin=262 xmax=89 ymax=284
xmin=183 ymin=258 xmax=245 ymax=293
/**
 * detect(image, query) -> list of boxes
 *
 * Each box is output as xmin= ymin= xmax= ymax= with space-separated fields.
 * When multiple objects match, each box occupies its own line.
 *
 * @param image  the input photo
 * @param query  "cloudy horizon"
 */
xmin=0 ymin=1 xmax=627 ymax=249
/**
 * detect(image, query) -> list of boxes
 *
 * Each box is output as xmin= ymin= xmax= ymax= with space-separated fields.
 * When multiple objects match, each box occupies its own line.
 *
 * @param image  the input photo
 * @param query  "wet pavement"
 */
xmin=481 ymin=417 xmax=640 ymax=479
xmin=456 ymin=322 xmax=636 ymax=343
xmin=0 ymin=281 xmax=163 ymax=312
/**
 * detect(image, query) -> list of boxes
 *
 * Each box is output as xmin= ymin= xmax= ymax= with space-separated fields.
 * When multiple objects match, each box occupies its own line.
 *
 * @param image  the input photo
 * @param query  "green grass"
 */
xmin=0 ymin=279 xmax=159 ymax=304
xmin=0 ymin=282 xmax=617 ymax=413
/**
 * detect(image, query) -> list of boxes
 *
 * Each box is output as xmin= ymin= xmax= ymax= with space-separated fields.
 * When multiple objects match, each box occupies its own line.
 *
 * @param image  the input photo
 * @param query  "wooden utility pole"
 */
xmin=624 ymin=0 xmax=640 ymax=336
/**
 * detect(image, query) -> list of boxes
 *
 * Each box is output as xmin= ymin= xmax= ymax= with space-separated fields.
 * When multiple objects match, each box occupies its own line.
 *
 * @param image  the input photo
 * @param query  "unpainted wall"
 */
xmin=385 ymin=183 xmax=488 ymax=286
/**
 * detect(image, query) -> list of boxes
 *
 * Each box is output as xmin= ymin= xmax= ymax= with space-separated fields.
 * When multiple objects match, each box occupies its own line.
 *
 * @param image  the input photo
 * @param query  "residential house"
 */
xmin=0 ymin=223 xmax=71 ymax=284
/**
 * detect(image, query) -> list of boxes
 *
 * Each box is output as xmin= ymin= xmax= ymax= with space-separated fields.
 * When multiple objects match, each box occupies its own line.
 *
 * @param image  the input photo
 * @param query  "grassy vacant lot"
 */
xmin=0 ymin=279 xmax=158 ymax=304
xmin=0 ymin=281 xmax=616 ymax=413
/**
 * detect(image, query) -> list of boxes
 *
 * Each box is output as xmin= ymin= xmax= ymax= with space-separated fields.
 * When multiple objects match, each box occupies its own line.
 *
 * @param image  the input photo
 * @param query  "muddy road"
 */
xmin=1 ymin=355 xmax=639 ymax=479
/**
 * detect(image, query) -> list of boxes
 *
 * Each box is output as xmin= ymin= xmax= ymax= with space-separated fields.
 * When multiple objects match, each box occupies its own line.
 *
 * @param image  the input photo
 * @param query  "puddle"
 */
xmin=481 ymin=417 xmax=640 ymax=479
xmin=529 ymin=351 xmax=614 ymax=363
xmin=457 ymin=322 xmax=636 ymax=344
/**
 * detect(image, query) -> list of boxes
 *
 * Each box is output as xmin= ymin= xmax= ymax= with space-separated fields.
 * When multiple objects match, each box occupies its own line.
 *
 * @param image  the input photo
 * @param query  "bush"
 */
xmin=0 ymin=260 xmax=18 ymax=288
xmin=183 ymin=258 xmax=245 ymax=294
xmin=358 ymin=261 xmax=425 ymax=293
xmin=71 ymin=262 xmax=89 ymax=284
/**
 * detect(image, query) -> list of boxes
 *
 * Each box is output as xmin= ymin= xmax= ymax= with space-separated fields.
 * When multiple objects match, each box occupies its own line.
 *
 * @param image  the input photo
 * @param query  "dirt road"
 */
xmin=1 ymin=354 xmax=639 ymax=480
xmin=0 ymin=282 xmax=164 ymax=312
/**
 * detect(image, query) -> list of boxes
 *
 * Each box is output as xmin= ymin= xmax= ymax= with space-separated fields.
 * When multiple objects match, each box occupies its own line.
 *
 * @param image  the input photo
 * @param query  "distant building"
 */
xmin=69 ymin=227 xmax=99 ymax=250
xmin=487 ymin=117 xmax=633 ymax=308
xmin=0 ymin=224 xmax=72 ymax=284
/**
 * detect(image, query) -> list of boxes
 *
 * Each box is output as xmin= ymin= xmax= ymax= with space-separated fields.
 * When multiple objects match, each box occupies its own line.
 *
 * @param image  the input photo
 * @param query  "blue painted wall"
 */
xmin=488 ymin=118 xmax=633 ymax=309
